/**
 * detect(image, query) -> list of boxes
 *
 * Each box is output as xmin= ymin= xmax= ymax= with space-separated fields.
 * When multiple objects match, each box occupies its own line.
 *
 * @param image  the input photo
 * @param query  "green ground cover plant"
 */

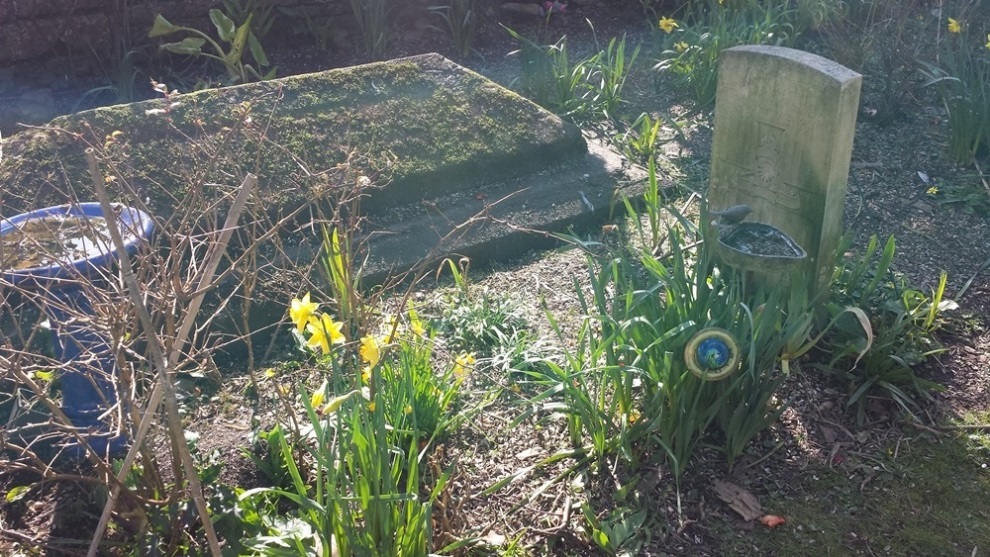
xmin=149 ymin=8 xmax=274 ymax=85
xmin=653 ymin=0 xmax=799 ymax=107
xmin=717 ymin=425 xmax=990 ymax=556
xmin=506 ymin=25 xmax=639 ymax=121
xmin=823 ymin=235 xmax=956 ymax=424
xmin=349 ymin=0 xmax=392 ymax=60
xmin=430 ymin=0 xmax=480 ymax=59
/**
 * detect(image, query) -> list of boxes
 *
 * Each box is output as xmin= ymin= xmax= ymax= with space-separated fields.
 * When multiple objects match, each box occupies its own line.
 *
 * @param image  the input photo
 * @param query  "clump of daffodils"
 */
xmin=452 ymin=352 xmax=476 ymax=379
xmin=289 ymin=292 xmax=345 ymax=354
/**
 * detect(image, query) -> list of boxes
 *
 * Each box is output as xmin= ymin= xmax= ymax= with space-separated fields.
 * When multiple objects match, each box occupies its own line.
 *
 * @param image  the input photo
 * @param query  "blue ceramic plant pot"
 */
xmin=1 ymin=203 xmax=154 ymax=457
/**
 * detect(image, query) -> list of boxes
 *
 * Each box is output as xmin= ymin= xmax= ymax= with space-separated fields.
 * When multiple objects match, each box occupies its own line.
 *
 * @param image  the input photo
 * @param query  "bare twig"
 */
xmin=973 ymin=152 xmax=990 ymax=201
xmin=85 ymin=149 xmax=254 ymax=557
xmin=932 ymin=423 xmax=990 ymax=431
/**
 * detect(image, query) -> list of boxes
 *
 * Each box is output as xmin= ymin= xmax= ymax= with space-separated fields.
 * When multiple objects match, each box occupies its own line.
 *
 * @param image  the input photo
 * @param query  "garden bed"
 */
xmin=1 ymin=0 xmax=989 ymax=555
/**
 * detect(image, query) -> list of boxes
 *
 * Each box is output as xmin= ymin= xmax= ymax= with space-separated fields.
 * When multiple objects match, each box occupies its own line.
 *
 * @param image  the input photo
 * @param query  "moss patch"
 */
xmin=718 ymin=428 xmax=990 ymax=556
xmin=0 ymin=54 xmax=585 ymax=217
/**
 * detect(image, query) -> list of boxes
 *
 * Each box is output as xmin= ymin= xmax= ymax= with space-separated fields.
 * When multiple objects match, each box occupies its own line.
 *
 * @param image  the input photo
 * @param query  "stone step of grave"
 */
xmin=0 ymin=53 xmax=648 ymax=356
xmin=290 ymin=134 xmax=644 ymax=285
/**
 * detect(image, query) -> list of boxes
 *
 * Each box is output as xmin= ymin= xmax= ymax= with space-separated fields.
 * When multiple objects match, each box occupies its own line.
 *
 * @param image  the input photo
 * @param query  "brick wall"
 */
xmin=0 ymin=0 xmax=346 ymax=66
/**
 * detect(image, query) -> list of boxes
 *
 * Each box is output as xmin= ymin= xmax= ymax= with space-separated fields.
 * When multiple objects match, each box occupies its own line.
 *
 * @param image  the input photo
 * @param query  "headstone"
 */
xmin=708 ymin=45 xmax=861 ymax=293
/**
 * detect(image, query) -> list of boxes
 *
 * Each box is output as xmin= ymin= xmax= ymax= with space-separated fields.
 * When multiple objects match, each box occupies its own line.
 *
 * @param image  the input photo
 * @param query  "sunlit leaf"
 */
xmin=5 ymin=485 xmax=31 ymax=502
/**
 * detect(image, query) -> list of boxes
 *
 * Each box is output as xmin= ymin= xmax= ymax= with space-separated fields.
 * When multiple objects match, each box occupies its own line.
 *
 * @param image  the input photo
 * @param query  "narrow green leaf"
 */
xmin=247 ymin=31 xmax=270 ymax=67
xmin=229 ymin=17 xmax=253 ymax=64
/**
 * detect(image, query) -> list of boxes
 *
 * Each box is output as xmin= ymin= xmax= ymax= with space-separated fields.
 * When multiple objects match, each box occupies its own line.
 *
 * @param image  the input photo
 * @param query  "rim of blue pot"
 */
xmin=1 ymin=202 xmax=155 ymax=285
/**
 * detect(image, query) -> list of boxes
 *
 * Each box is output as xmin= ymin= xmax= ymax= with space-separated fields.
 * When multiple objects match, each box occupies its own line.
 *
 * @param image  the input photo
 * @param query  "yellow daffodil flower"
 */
xmin=306 ymin=313 xmax=345 ymax=354
xmin=659 ymin=17 xmax=678 ymax=34
xmin=410 ymin=317 xmax=426 ymax=337
xmin=403 ymin=404 xmax=413 ymax=415
xmin=628 ymin=408 xmax=642 ymax=424
xmin=380 ymin=315 xmax=402 ymax=343
xmin=674 ymin=41 xmax=689 ymax=53
xmin=310 ymin=380 xmax=328 ymax=409
xmin=289 ymin=293 xmax=319 ymax=333
xmin=453 ymin=352 xmax=476 ymax=378
xmin=321 ymin=389 xmax=359 ymax=414
xmin=367 ymin=401 xmax=376 ymax=412
xmin=360 ymin=335 xmax=381 ymax=366
xmin=361 ymin=366 xmax=372 ymax=384
xmin=948 ymin=18 xmax=961 ymax=34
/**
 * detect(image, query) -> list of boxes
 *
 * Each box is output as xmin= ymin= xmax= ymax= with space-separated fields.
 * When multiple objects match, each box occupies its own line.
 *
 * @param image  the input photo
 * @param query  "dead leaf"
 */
xmin=760 ymin=515 xmax=786 ymax=528
xmin=713 ymin=480 xmax=762 ymax=522
xmin=515 ymin=447 xmax=541 ymax=460
xmin=481 ymin=531 xmax=506 ymax=546
xmin=820 ymin=425 xmax=837 ymax=444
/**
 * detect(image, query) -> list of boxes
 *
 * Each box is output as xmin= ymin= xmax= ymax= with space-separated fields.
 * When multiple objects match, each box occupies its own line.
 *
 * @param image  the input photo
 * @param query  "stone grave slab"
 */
xmin=0 ymin=54 xmax=643 ymax=267
xmin=1 ymin=53 xmax=589 ymax=216
xmin=0 ymin=53 xmax=645 ymax=350
xmin=708 ymin=45 xmax=861 ymax=292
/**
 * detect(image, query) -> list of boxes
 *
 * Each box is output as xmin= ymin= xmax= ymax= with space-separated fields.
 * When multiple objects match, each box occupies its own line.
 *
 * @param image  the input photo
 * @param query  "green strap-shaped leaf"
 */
xmin=226 ymin=15 xmax=253 ymax=66
xmin=247 ymin=31 xmax=269 ymax=67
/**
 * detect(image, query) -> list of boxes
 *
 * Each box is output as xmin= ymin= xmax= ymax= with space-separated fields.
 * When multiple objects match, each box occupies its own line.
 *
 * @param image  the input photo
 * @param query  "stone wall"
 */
xmin=0 ymin=0 xmax=347 ymax=66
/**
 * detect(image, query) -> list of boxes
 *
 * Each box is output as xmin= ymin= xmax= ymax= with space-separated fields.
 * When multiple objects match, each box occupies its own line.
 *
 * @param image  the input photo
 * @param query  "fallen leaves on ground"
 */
xmin=760 ymin=515 xmax=787 ymax=528
xmin=713 ymin=480 xmax=762 ymax=522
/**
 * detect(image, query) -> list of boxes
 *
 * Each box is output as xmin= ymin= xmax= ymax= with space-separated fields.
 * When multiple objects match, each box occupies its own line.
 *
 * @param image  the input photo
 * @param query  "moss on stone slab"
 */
xmin=0 ymin=53 xmax=586 ymax=217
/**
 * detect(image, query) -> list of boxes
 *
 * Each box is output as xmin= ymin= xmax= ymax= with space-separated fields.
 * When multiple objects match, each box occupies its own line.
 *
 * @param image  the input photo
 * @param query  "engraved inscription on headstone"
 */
xmin=708 ymin=45 xmax=862 ymax=293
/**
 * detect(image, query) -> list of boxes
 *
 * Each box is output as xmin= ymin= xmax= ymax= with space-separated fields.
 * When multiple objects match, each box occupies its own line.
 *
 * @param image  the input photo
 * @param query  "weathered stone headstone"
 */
xmin=708 ymin=45 xmax=861 ymax=292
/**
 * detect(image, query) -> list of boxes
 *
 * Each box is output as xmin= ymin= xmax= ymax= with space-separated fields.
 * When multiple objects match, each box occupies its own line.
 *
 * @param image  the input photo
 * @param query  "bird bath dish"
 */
xmin=1 ymin=202 xmax=154 ymax=458
xmin=1 ymin=215 xmax=113 ymax=271
xmin=1 ymin=203 xmax=152 ymax=283
xmin=715 ymin=222 xmax=807 ymax=285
